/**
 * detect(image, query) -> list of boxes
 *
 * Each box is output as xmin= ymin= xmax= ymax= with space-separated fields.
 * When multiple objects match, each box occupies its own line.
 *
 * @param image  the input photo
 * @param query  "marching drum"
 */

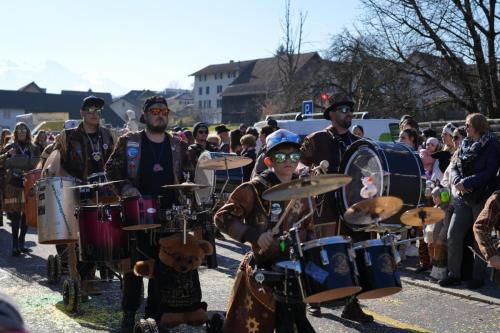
xmin=36 ymin=177 xmax=79 ymax=244
xmin=79 ymin=172 xmax=119 ymax=205
xmin=194 ymin=151 xmax=243 ymax=205
xmin=24 ymin=169 xmax=42 ymax=228
xmin=78 ymin=205 xmax=129 ymax=262
xmin=339 ymin=139 xmax=425 ymax=226
xmin=353 ymin=239 xmax=402 ymax=299
xmin=122 ymin=196 xmax=161 ymax=231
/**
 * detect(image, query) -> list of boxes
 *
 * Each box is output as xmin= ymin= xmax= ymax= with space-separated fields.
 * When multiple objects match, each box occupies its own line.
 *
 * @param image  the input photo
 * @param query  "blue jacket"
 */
xmin=452 ymin=137 xmax=500 ymax=191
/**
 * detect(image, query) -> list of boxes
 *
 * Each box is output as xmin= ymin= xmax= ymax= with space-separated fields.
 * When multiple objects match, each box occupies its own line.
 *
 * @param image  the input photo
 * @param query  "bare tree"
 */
xmin=362 ymin=0 xmax=500 ymax=118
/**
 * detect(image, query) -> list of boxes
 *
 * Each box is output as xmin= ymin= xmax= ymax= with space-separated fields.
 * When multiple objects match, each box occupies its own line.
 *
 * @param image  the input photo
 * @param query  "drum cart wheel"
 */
xmin=62 ymin=278 xmax=80 ymax=313
xmin=133 ymin=318 xmax=159 ymax=333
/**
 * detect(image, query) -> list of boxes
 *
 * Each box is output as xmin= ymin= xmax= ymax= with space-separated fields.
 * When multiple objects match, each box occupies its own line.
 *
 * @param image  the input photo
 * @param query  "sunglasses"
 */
xmin=148 ymin=107 xmax=169 ymax=116
xmin=84 ymin=106 xmax=103 ymax=114
xmin=16 ymin=128 xmax=28 ymax=133
xmin=273 ymin=152 xmax=301 ymax=163
xmin=335 ymin=105 xmax=353 ymax=113
xmin=197 ymin=130 xmax=208 ymax=135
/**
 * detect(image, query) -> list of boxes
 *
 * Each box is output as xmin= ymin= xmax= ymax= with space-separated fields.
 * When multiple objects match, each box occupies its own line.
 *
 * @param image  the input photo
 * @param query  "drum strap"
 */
xmin=126 ymin=136 xmax=141 ymax=181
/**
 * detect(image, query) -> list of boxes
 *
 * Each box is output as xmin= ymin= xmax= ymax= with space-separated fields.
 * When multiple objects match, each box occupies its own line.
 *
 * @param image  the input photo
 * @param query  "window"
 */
xmin=204 ymin=74 xmax=207 ymax=81
xmin=217 ymin=99 xmax=222 ymax=108
xmin=217 ymin=85 xmax=222 ymax=93
xmin=233 ymin=71 xmax=237 ymax=78
xmin=198 ymin=87 xmax=202 ymax=95
xmin=208 ymin=100 xmax=211 ymax=108
xmin=206 ymin=86 xmax=210 ymax=94
xmin=203 ymin=100 xmax=206 ymax=108
xmin=198 ymin=101 xmax=202 ymax=109
xmin=214 ymin=73 xmax=217 ymax=80
xmin=227 ymin=72 xmax=231 ymax=79
xmin=219 ymin=73 xmax=223 ymax=79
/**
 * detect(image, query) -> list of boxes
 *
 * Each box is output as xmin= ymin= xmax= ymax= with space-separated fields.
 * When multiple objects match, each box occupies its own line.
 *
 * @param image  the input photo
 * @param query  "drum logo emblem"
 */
xmin=147 ymin=208 xmax=156 ymax=214
xmin=271 ymin=203 xmax=282 ymax=215
xmin=332 ymin=253 xmax=350 ymax=275
xmin=378 ymin=253 xmax=395 ymax=274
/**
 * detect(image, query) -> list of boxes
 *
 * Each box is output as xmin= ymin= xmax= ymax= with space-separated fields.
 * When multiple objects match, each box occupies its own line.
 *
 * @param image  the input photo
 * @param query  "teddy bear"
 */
xmin=134 ymin=233 xmax=213 ymax=329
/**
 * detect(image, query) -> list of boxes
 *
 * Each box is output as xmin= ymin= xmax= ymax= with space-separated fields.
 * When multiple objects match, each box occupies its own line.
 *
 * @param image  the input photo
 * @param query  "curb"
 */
xmin=400 ymin=275 xmax=500 ymax=306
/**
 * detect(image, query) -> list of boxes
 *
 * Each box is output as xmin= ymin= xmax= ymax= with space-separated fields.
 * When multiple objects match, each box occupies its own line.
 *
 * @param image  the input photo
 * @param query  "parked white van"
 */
xmin=254 ymin=113 xmax=400 ymax=141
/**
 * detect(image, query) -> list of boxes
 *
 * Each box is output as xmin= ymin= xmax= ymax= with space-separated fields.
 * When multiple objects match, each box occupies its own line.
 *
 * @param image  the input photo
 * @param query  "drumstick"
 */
xmin=258 ymin=199 xmax=296 ymax=255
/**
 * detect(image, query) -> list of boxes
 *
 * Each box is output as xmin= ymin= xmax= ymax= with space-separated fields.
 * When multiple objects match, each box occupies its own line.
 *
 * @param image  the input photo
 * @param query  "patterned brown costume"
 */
xmin=473 ymin=191 xmax=500 ymax=260
xmin=214 ymin=170 xmax=315 ymax=333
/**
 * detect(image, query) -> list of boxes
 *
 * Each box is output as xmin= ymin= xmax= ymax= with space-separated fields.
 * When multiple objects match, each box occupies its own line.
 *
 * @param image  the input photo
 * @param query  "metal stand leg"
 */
xmin=275 ymin=301 xmax=315 ymax=333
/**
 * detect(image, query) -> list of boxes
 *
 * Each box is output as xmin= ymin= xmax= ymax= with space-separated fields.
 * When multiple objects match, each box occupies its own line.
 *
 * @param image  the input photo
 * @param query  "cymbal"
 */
xmin=198 ymin=155 xmax=252 ymax=170
xmin=344 ymin=196 xmax=404 ymax=225
xmin=262 ymin=174 xmax=352 ymax=201
xmin=70 ymin=180 xmax=125 ymax=189
xmin=400 ymin=207 xmax=445 ymax=227
xmin=162 ymin=182 xmax=209 ymax=190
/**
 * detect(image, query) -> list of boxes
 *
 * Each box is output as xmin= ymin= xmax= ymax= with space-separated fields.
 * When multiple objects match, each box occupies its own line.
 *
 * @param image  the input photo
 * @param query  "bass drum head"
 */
xmin=339 ymin=139 xmax=425 ymax=226
xmin=194 ymin=151 xmax=217 ymax=205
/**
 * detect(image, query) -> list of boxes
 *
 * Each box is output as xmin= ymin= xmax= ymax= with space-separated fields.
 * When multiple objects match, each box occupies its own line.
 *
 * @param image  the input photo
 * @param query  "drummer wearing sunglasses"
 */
xmin=214 ymin=129 xmax=316 ymax=333
xmin=105 ymin=95 xmax=194 ymax=332
xmin=300 ymin=92 xmax=373 ymax=322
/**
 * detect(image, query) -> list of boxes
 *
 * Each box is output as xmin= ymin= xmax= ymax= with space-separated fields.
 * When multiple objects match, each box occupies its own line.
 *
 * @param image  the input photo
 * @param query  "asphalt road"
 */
xmin=0 ymin=221 xmax=499 ymax=333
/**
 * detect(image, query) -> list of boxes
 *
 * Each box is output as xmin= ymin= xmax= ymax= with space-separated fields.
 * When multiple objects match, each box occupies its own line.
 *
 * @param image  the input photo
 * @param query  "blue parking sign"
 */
xmin=302 ymin=100 xmax=313 ymax=118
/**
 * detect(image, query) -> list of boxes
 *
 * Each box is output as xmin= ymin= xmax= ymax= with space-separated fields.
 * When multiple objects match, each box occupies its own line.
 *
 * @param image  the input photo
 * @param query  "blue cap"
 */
xmin=265 ymin=129 xmax=301 ymax=154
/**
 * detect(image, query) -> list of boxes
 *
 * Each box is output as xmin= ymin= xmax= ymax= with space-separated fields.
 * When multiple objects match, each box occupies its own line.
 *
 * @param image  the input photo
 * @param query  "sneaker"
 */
xmin=20 ymin=247 xmax=32 ymax=253
xmin=120 ymin=311 xmax=136 ymax=333
xmin=214 ymin=229 xmax=226 ymax=241
xmin=466 ymin=279 xmax=484 ymax=290
xmin=438 ymin=276 xmax=461 ymax=287
xmin=307 ymin=303 xmax=322 ymax=317
xmin=341 ymin=298 xmax=374 ymax=323
xmin=11 ymin=249 xmax=21 ymax=257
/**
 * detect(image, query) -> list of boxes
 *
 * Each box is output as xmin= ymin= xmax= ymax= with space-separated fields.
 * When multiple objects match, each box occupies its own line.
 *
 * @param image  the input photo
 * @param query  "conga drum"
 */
xmin=24 ymin=169 xmax=42 ymax=228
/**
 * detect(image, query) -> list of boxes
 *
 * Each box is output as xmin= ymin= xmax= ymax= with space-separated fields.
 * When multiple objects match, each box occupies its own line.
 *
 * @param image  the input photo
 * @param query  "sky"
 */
xmin=0 ymin=0 xmax=361 ymax=96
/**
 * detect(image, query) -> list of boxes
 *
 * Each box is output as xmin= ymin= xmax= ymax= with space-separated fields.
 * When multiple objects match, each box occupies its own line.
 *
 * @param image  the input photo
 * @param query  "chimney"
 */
xmin=229 ymin=60 xmax=234 ymax=63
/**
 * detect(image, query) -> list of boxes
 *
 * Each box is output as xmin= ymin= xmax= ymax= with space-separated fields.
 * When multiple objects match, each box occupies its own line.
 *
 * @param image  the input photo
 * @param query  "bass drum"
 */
xmin=194 ymin=151 xmax=243 ymax=205
xmin=338 ymin=139 xmax=425 ymax=226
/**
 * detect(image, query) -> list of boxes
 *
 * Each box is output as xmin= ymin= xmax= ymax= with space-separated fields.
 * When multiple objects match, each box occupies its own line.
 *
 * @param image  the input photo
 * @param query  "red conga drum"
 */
xmin=24 ymin=169 xmax=42 ymax=228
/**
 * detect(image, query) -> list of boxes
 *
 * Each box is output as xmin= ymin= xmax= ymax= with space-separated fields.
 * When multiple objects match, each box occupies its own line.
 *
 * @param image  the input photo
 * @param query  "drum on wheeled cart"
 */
xmin=338 ymin=139 xmax=426 ymax=227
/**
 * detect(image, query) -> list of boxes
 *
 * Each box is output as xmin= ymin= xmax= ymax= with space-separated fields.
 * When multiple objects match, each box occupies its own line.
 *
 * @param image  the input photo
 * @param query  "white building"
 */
xmin=190 ymin=60 xmax=252 ymax=124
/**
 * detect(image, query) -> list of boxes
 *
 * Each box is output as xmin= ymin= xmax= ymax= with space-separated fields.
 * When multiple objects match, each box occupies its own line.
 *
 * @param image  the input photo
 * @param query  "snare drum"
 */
xmin=353 ymin=239 xmax=402 ymax=299
xmin=298 ymin=236 xmax=361 ymax=303
xmin=79 ymin=172 xmax=119 ymax=205
xmin=122 ymin=196 xmax=161 ymax=231
xmin=339 ymin=139 xmax=425 ymax=226
xmin=78 ymin=205 xmax=129 ymax=262
xmin=24 ymin=169 xmax=42 ymax=228
xmin=194 ymin=151 xmax=243 ymax=205
xmin=36 ymin=177 xmax=79 ymax=244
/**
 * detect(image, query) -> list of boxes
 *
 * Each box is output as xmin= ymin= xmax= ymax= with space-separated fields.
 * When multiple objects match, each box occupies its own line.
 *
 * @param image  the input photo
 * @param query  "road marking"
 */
xmin=363 ymin=309 xmax=433 ymax=333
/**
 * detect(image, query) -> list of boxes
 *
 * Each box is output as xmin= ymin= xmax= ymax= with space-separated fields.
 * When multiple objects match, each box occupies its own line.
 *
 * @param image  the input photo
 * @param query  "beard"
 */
xmin=338 ymin=118 xmax=352 ymax=129
xmin=147 ymin=122 xmax=167 ymax=133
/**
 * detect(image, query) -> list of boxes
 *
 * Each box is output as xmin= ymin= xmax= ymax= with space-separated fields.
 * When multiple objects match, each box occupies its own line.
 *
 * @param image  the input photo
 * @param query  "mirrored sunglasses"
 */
xmin=273 ymin=152 xmax=301 ymax=163
xmin=85 ymin=106 xmax=103 ymax=114
xmin=16 ymin=128 xmax=28 ymax=133
xmin=335 ymin=105 xmax=353 ymax=113
xmin=148 ymin=107 xmax=169 ymax=116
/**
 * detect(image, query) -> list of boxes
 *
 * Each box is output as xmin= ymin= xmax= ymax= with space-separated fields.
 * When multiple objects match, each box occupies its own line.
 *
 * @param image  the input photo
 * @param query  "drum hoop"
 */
xmin=274 ymin=260 xmax=301 ymax=272
xmin=353 ymin=239 xmax=386 ymax=249
xmin=301 ymin=236 xmax=351 ymax=250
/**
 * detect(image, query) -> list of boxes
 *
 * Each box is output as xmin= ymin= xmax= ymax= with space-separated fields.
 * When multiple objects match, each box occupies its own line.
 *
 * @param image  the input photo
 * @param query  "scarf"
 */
xmin=457 ymin=131 xmax=496 ymax=176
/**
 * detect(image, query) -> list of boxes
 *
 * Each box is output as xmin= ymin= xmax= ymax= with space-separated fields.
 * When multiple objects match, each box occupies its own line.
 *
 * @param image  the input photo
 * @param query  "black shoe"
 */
xmin=438 ymin=276 xmax=461 ymax=287
xmin=120 ymin=311 xmax=136 ymax=333
xmin=307 ymin=303 xmax=322 ymax=317
xmin=20 ymin=247 xmax=32 ymax=253
xmin=415 ymin=266 xmax=431 ymax=274
xmin=341 ymin=298 xmax=374 ymax=323
xmin=466 ymin=279 xmax=484 ymax=290
xmin=214 ymin=229 xmax=226 ymax=241
xmin=11 ymin=249 xmax=21 ymax=257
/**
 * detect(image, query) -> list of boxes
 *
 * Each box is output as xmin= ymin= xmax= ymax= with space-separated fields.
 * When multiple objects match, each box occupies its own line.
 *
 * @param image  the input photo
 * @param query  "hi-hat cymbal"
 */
xmin=400 ymin=207 xmax=445 ymax=227
xmin=344 ymin=196 xmax=404 ymax=225
xmin=70 ymin=180 xmax=125 ymax=189
xmin=198 ymin=155 xmax=252 ymax=170
xmin=162 ymin=182 xmax=209 ymax=190
xmin=262 ymin=174 xmax=352 ymax=201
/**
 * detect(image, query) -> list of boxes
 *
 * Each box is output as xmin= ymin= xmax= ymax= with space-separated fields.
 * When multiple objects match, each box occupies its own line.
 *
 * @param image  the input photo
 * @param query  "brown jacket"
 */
xmin=214 ymin=170 xmax=315 ymax=266
xmin=104 ymin=130 xmax=192 ymax=195
xmin=300 ymin=125 xmax=359 ymax=228
xmin=53 ymin=123 xmax=114 ymax=181
xmin=473 ymin=191 xmax=500 ymax=260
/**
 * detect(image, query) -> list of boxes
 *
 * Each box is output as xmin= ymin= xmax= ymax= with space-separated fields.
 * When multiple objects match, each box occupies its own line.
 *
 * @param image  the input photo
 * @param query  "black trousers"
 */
xmin=122 ymin=231 xmax=158 ymax=316
xmin=7 ymin=212 xmax=27 ymax=250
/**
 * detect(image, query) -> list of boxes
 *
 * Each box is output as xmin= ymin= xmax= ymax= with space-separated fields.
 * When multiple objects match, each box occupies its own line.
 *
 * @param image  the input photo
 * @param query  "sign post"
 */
xmin=302 ymin=100 xmax=313 ymax=119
